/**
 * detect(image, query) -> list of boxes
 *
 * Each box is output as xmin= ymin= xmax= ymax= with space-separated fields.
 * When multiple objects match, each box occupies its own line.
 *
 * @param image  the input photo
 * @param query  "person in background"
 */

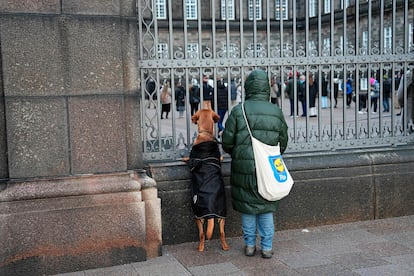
xmin=298 ymin=74 xmax=307 ymax=117
xmin=321 ymin=76 xmax=329 ymax=109
xmin=270 ymin=77 xmax=279 ymax=106
xmin=285 ymin=72 xmax=298 ymax=117
xmin=216 ymin=76 xmax=229 ymax=136
xmin=357 ymin=90 xmax=368 ymax=114
xmin=160 ymin=80 xmax=172 ymax=119
xmin=382 ymin=75 xmax=391 ymax=112
xmin=230 ymin=79 xmax=238 ymax=104
xmin=308 ymin=73 xmax=318 ymax=117
xmin=232 ymin=78 xmax=242 ymax=107
xmin=175 ymin=81 xmax=186 ymax=118
xmin=202 ymin=75 xmax=214 ymax=109
xmin=222 ymin=69 xmax=288 ymax=259
xmin=342 ymin=78 xmax=353 ymax=109
xmin=146 ymin=77 xmax=157 ymax=109
xmin=395 ymin=70 xmax=403 ymax=115
xmin=333 ymin=77 xmax=339 ymax=108
xmin=397 ymin=69 xmax=413 ymax=132
xmin=189 ymin=78 xmax=200 ymax=116
xmin=370 ymin=77 xmax=380 ymax=114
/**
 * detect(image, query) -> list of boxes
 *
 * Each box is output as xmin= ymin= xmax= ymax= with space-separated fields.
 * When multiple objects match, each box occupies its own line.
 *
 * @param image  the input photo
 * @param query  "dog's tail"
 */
xmin=206 ymin=218 xmax=214 ymax=240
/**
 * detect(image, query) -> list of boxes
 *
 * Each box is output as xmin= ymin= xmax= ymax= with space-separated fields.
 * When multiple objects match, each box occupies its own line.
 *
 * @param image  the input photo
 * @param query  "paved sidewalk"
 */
xmin=57 ymin=215 xmax=414 ymax=276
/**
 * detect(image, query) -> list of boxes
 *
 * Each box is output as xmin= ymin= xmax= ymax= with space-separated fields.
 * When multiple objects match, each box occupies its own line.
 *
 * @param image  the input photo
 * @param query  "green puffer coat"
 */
xmin=222 ymin=70 xmax=288 ymax=215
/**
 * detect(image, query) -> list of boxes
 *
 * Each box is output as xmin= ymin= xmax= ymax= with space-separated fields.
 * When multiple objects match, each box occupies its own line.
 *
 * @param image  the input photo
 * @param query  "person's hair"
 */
xmin=162 ymin=82 xmax=169 ymax=94
xmin=308 ymin=73 xmax=314 ymax=86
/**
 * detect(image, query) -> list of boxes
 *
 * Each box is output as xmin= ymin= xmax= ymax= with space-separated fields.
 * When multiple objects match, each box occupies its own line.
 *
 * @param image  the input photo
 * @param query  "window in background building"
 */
xmin=384 ymin=26 xmax=392 ymax=53
xmin=324 ymin=0 xmax=331 ymax=14
xmin=339 ymin=36 xmax=344 ymax=55
xmin=157 ymin=43 xmax=168 ymax=59
xmin=341 ymin=0 xmax=350 ymax=9
xmin=221 ymin=0 xmax=235 ymax=20
xmin=187 ymin=43 xmax=199 ymax=59
xmin=275 ymin=0 xmax=288 ymax=20
xmin=362 ymin=31 xmax=368 ymax=53
xmin=409 ymin=23 xmax=413 ymax=52
xmin=248 ymin=43 xmax=264 ymax=57
xmin=186 ymin=0 xmax=197 ymax=20
xmin=248 ymin=0 xmax=262 ymax=20
xmin=155 ymin=0 xmax=167 ymax=19
xmin=221 ymin=43 xmax=238 ymax=57
xmin=309 ymin=0 xmax=317 ymax=17
xmin=308 ymin=40 xmax=317 ymax=56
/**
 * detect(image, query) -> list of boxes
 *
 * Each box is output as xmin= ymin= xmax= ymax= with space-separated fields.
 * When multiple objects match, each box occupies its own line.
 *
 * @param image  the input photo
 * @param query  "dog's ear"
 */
xmin=212 ymin=112 xmax=220 ymax=123
xmin=191 ymin=113 xmax=199 ymax=124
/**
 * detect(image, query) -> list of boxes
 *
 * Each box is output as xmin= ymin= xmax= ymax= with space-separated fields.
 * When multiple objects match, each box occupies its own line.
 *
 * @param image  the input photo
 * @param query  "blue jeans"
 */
xmin=217 ymin=109 xmax=227 ymax=132
xmin=383 ymin=96 xmax=390 ymax=112
xmin=241 ymin=212 xmax=274 ymax=251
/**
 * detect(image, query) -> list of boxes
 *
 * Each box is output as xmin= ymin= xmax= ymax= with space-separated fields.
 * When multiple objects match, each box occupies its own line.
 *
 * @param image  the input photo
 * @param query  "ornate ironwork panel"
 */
xmin=137 ymin=0 xmax=414 ymax=161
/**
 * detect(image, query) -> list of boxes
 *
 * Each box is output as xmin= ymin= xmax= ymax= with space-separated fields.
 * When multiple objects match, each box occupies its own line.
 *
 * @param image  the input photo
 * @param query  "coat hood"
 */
xmin=244 ymin=70 xmax=270 ymax=101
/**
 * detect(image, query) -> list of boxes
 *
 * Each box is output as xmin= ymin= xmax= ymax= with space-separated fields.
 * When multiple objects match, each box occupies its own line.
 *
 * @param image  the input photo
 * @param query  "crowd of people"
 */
xmin=146 ymin=68 xmax=413 ymax=133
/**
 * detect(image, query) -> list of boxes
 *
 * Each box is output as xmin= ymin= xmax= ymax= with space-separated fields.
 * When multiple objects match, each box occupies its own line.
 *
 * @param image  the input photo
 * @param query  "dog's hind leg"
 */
xmin=196 ymin=218 xmax=205 ymax=252
xmin=206 ymin=218 xmax=215 ymax=240
xmin=218 ymin=218 xmax=229 ymax=251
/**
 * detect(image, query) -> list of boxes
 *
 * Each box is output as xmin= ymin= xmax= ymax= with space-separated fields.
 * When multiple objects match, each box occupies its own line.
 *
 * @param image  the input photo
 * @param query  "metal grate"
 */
xmin=137 ymin=0 xmax=414 ymax=161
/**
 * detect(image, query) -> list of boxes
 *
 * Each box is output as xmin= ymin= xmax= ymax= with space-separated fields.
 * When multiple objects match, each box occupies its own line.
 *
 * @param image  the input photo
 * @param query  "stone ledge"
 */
xmin=0 ymin=171 xmax=140 ymax=202
xmin=0 ymin=170 xmax=162 ymax=275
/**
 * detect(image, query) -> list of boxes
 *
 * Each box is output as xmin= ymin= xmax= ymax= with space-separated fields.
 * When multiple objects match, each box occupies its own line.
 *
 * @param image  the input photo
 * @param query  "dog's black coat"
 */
xmin=188 ymin=141 xmax=226 ymax=219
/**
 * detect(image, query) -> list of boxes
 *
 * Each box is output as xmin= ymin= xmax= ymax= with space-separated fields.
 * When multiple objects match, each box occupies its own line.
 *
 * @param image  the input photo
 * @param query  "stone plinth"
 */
xmin=0 ymin=170 xmax=162 ymax=275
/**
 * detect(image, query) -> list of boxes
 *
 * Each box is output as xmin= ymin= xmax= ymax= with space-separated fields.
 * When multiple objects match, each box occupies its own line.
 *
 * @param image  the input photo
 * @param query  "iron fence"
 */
xmin=138 ymin=0 xmax=414 ymax=161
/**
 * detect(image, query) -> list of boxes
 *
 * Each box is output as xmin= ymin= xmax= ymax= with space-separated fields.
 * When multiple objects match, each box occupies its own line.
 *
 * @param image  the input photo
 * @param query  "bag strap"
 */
xmin=242 ymin=102 xmax=281 ymax=149
xmin=241 ymin=103 xmax=254 ymax=138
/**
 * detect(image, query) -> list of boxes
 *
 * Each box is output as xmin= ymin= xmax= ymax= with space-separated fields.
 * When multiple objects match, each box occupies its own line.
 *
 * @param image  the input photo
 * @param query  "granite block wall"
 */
xmin=0 ymin=53 xmax=7 ymax=180
xmin=0 ymin=1 xmax=141 ymax=179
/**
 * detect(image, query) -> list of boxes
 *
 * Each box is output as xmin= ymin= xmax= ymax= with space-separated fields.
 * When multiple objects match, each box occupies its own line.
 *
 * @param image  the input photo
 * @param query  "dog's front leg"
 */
xmin=195 ymin=218 xmax=205 ymax=251
xmin=218 ymin=218 xmax=229 ymax=251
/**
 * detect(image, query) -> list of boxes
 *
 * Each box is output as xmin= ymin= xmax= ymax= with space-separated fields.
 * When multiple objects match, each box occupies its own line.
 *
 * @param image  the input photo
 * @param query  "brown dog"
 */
xmin=184 ymin=101 xmax=229 ymax=252
xmin=191 ymin=109 xmax=220 ymax=145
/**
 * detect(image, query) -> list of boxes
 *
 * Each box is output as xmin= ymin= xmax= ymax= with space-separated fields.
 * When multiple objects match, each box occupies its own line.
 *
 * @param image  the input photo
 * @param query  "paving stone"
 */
xmin=295 ymin=263 xmax=358 ymax=276
xmin=188 ymin=262 xmax=242 ymax=276
xmin=353 ymin=264 xmax=414 ymax=276
xmin=83 ymin=264 xmax=136 ymax=276
xmin=356 ymin=241 xmax=414 ymax=257
xmin=383 ymin=254 xmax=414 ymax=272
xmin=131 ymin=255 xmax=191 ymax=276
xmin=328 ymin=252 xmax=390 ymax=269
xmin=276 ymin=250 xmax=333 ymax=269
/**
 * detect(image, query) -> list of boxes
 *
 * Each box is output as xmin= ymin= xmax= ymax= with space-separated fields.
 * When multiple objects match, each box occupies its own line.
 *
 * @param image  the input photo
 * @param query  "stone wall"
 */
xmin=0 ymin=0 xmax=142 ymax=179
xmin=0 ymin=1 xmax=162 ymax=275
xmin=148 ymin=145 xmax=414 ymax=245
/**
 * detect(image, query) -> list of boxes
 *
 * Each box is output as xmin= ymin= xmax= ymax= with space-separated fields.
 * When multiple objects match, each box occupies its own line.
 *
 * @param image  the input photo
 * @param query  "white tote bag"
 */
xmin=242 ymin=104 xmax=294 ymax=201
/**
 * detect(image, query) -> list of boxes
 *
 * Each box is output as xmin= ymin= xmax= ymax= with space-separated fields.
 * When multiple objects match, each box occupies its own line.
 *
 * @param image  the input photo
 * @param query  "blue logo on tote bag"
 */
xmin=268 ymin=155 xmax=288 ymax=182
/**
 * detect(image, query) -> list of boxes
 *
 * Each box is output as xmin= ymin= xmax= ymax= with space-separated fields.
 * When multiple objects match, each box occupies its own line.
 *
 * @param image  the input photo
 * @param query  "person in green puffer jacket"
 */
xmin=222 ymin=69 xmax=288 ymax=259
